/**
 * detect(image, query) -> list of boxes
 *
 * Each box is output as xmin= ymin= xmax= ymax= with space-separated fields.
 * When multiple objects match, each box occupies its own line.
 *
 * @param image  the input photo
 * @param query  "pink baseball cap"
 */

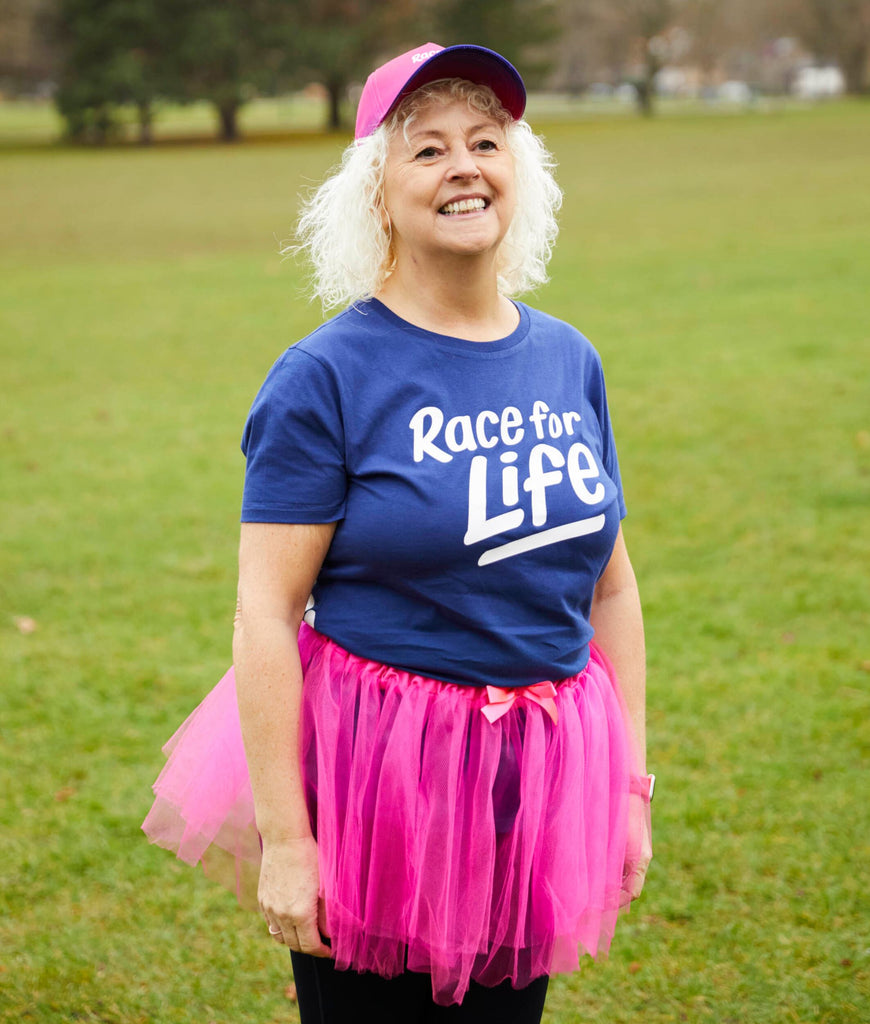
xmin=354 ymin=43 xmax=526 ymax=140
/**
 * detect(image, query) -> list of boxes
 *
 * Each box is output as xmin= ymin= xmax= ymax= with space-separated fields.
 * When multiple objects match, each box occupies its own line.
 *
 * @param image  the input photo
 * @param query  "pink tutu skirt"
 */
xmin=143 ymin=625 xmax=648 ymax=1005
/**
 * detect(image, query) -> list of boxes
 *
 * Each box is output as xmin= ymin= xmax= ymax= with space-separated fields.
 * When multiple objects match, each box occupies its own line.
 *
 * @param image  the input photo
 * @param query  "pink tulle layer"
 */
xmin=143 ymin=625 xmax=647 ymax=1005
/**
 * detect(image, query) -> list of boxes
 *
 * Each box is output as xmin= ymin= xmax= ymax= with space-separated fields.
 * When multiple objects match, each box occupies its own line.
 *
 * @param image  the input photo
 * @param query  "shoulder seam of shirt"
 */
xmin=286 ymin=342 xmax=335 ymax=376
xmin=525 ymin=305 xmax=598 ymax=351
xmin=287 ymin=332 xmax=352 ymax=464
xmin=287 ymin=305 xmax=362 ymax=363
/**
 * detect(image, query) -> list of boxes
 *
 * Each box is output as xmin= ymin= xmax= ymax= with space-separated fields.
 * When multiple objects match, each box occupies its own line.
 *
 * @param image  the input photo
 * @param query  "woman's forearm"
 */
xmin=233 ymin=615 xmax=312 ymax=844
xmin=590 ymin=583 xmax=646 ymax=770
xmin=233 ymin=521 xmax=336 ymax=846
xmin=589 ymin=528 xmax=647 ymax=770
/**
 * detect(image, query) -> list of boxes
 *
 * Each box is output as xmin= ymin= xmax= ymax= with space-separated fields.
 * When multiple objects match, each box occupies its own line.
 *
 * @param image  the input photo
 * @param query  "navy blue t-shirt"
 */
xmin=241 ymin=299 xmax=626 ymax=688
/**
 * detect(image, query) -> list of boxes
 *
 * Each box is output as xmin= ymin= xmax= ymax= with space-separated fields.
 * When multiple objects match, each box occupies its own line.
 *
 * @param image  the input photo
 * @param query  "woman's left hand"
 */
xmin=621 ymin=790 xmax=652 ymax=905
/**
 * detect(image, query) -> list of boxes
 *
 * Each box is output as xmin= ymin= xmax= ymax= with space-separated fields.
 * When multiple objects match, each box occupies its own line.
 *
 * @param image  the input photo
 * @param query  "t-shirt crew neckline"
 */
xmin=366 ymin=298 xmax=530 ymax=356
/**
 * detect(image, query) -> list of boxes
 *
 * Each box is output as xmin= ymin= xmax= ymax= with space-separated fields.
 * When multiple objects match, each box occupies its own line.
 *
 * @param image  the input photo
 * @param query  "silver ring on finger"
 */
xmin=268 ymin=925 xmax=282 ymax=936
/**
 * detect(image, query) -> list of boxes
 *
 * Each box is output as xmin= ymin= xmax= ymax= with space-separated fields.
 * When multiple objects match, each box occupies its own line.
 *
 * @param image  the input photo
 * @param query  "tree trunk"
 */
xmin=95 ymin=105 xmax=111 ymax=145
xmin=326 ymin=79 xmax=342 ymax=131
xmin=635 ymin=77 xmax=654 ymax=116
xmin=636 ymin=53 xmax=662 ymax=117
xmin=218 ymin=101 xmax=240 ymax=142
xmin=137 ymin=101 xmax=153 ymax=145
xmin=842 ymin=43 xmax=869 ymax=94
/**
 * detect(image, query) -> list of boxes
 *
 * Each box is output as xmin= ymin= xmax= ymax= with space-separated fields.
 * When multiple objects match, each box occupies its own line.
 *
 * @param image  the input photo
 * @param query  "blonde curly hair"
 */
xmin=293 ymin=79 xmax=562 ymax=311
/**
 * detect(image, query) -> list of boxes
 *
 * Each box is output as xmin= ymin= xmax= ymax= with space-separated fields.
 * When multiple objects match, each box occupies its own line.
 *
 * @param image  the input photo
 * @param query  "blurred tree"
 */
xmin=52 ymin=0 xmax=168 ymax=143
xmin=45 ymin=0 xmax=425 ymax=140
xmin=167 ymin=0 xmax=298 ymax=141
xmin=623 ymin=0 xmax=681 ymax=114
xmin=282 ymin=0 xmax=419 ymax=131
xmin=746 ymin=0 xmax=870 ymax=94
xmin=800 ymin=0 xmax=870 ymax=93
xmin=549 ymin=0 xmax=629 ymax=93
xmin=50 ymin=0 xmax=304 ymax=142
xmin=0 ymin=0 xmax=59 ymax=93
xmin=679 ymin=0 xmax=766 ymax=89
xmin=681 ymin=0 xmax=721 ymax=85
xmin=29 ymin=0 xmax=869 ymax=146
xmin=558 ymin=0 xmax=690 ymax=114
xmin=428 ymin=0 xmax=559 ymax=86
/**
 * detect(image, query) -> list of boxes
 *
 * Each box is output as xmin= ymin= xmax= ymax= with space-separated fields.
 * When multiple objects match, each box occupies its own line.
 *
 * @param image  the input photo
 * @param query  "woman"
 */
xmin=144 ymin=43 xmax=652 ymax=1023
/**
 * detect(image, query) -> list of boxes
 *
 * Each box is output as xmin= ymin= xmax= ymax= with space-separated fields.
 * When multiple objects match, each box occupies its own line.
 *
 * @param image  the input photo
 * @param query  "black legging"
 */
xmin=290 ymin=951 xmax=550 ymax=1024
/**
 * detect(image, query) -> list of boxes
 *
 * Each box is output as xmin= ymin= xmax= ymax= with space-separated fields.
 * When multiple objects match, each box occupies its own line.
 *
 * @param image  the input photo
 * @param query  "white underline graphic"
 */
xmin=478 ymin=515 xmax=606 ymax=566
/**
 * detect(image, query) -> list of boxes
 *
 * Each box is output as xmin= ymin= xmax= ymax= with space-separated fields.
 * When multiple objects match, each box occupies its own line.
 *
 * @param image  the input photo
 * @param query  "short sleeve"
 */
xmin=588 ymin=351 xmax=627 ymax=520
xmin=240 ymin=347 xmax=347 ymax=523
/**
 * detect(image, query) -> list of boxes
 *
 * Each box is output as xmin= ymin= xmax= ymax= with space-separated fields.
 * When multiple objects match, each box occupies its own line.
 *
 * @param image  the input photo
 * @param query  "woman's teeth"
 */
xmin=439 ymin=198 xmax=487 ymax=215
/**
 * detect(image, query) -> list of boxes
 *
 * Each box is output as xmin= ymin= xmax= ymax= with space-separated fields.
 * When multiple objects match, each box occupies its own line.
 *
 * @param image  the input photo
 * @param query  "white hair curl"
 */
xmin=292 ymin=79 xmax=562 ymax=311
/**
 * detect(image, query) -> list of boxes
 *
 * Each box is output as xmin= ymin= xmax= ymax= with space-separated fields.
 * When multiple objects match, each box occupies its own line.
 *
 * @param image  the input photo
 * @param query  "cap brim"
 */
xmin=385 ymin=45 xmax=526 ymax=126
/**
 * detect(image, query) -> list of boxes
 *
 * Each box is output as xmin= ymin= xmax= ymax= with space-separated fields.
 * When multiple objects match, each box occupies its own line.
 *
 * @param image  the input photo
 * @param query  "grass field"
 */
xmin=1 ymin=99 xmax=868 ymax=1023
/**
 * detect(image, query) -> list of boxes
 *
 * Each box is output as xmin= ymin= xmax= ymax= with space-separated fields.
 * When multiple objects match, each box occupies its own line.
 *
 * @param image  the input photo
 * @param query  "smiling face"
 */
xmin=381 ymin=95 xmax=516 ymax=270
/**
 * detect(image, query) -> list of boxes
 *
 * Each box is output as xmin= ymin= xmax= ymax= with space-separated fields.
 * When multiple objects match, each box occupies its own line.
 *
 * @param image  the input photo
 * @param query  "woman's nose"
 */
xmin=447 ymin=146 xmax=480 ymax=179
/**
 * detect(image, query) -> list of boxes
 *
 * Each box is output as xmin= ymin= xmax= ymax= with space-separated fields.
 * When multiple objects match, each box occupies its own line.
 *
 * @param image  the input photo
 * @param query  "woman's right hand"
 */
xmin=258 ymin=835 xmax=332 ymax=957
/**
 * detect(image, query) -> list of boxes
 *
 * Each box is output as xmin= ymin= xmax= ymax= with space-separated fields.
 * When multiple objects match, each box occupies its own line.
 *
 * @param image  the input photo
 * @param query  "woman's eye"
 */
xmin=415 ymin=146 xmax=439 ymax=159
xmin=475 ymin=139 xmax=498 ymax=152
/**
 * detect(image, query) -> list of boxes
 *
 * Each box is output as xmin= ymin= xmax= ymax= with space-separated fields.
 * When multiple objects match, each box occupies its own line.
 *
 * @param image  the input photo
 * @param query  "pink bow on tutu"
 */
xmin=481 ymin=681 xmax=559 ymax=724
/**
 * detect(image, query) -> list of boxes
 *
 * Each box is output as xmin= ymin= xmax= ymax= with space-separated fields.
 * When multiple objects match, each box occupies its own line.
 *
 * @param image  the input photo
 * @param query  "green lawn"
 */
xmin=1 ymin=100 xmax=868 ymax=1023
